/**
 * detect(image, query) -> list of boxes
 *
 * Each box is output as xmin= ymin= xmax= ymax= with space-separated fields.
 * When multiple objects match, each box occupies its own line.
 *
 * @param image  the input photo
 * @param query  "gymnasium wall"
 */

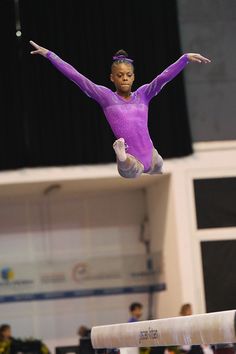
xmin=0 ymin=190 xmax=150 ymax=347
xmin=177 ymin=0 xmax=236 ymax=142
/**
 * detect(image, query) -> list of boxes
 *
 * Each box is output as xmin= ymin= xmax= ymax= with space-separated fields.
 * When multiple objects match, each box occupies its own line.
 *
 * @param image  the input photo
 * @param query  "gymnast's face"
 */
xmin=110 ymin=63 xmax=135 ymax=96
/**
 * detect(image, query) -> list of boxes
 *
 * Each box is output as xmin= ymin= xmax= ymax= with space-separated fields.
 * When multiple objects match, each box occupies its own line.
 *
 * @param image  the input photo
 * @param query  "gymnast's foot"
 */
xmin=113 ymin=138 xmax=127 ymax=162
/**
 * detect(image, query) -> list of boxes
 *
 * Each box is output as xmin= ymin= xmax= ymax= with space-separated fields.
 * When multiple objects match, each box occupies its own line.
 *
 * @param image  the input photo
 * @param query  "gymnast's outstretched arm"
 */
xmin=138 ymin=53 xmax=211 ymax=102
xmin=30 ymin=40 xmax=110 ymax=105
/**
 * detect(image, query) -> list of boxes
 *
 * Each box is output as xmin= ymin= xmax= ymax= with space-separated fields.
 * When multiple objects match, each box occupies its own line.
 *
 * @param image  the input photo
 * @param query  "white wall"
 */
xmin=160 ymin=142 xmax=236 ymax=316
xmin=0 ymin=189 xmax=150 ymax=350
xmin=0 ymin=190 xmax=146 ymax=263
xmin=146 ymin=175 xmax=183 ymax=318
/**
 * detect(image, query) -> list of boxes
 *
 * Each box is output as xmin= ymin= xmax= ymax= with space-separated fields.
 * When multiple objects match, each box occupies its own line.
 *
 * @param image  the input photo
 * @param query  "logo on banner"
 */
xmin=72 ymin=263 xmax=88 ymax=282
xmin=1 ymin=267 xmax=15 ymax=281
xmin=0 ymin=266 xmax=34 ymax=289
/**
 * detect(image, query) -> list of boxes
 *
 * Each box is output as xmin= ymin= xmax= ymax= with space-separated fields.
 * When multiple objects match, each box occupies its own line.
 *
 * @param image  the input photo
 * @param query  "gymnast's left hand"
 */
xmin=29 ymin=40 xmax=49 ymax=57
xmin=187 ymin=53 xmax=211 ymax=63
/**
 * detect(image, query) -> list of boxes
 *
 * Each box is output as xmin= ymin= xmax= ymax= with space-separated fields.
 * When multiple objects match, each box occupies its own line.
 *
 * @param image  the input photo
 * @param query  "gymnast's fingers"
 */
xmin=197 ymin=54 xmax=211 ymax=63
xmin=191 ymin=56 xmax=202 ymax=63
xmin=188 ymin=53 xmax=211 ymax=64
xmin=30 ymin=40 xmax=40 ymax=49
xmin=30 ymin=50 xmax=40 ymax=55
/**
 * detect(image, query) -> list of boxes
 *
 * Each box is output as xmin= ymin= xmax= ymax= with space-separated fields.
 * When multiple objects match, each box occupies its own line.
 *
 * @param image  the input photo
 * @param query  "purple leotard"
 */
xmin=46 ymin=51 xmax=189 ymax=172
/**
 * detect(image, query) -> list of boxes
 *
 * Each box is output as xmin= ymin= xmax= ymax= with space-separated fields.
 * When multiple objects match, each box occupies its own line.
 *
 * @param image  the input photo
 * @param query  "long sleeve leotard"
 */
xmin=46 ymin=51 xmax=189 ymax=172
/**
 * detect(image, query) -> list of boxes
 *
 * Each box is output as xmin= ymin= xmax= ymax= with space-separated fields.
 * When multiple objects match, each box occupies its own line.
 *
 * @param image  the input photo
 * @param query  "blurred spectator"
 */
xmin=128 ymin=303 xmax=149 ymax=354
xmin=179 ymin=303 xmax=203 ymax=354
xmin=0 ymin=324 xmax=50 ymax=354
xmin=179 ymin=304 xmax=193 ymax=316
xmin=0 ymin=324 xmax=12 ymax=341
xmin=128 ymin=302 xmax=143 ymax=322
xmin=77 ymin=325 xmax=91 ymax=339
xmin=178 ymin=304 xmax=214 ymax=354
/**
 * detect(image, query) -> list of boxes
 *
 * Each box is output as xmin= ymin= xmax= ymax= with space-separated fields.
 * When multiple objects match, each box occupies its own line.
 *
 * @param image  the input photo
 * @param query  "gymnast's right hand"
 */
xmin=30 ymin=40 xmax=49 ymax=57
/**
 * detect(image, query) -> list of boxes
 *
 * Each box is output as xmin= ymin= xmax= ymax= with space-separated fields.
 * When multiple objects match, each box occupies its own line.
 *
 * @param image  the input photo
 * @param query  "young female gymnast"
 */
xmin=30 ymin=40 xmax=210 ymax=178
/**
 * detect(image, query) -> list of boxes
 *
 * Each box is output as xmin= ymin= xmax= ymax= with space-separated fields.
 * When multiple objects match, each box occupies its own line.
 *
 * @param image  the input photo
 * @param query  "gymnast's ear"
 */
xmin=110 ymin=73 xmax=114 ymax=83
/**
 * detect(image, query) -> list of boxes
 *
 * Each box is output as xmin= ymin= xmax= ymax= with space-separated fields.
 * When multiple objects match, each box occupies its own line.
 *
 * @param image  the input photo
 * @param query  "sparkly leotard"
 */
xmin=47 ymin=52 xmax=189 ymax=172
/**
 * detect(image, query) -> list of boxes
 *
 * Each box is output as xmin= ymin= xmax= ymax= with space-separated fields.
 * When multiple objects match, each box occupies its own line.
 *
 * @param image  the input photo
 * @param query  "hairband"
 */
xmin=112 ymin=55 xmax=134 ymax=63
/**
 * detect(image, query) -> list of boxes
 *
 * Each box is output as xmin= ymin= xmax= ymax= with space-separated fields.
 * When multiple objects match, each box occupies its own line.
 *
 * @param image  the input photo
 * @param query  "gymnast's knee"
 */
xmin=157 ymin=155 xmax=164 ymax=169
xmin=116 ymin=155 xmax=144 ymax=178
xmin=117 ymin=167 xmax=142 ymax=179
xmin=149 ymin=152 xmax=164 ymax=175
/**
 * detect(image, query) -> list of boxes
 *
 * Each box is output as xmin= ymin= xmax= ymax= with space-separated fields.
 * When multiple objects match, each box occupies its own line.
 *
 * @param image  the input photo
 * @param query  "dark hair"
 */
xmin=0 ymin=324 xmax=11 ymax=340
xmin=129 ymin=302 xmax=143 ymax=312
xmin=78 ymin=325 xmax=91 ymax=338
xmin=114 ymin=49 xmax=129 ymax=58
xmin=112 ymin=49 xmax=134 ymax=70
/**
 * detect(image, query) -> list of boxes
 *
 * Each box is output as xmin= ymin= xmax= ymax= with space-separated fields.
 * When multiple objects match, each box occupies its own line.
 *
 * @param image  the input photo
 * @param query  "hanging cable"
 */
xmin=14 ymin=0 xmax=22 ymax=38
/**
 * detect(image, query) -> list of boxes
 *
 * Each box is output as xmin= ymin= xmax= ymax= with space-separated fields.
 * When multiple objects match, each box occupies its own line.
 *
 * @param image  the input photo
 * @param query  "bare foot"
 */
xmin=113 ymin=138 xmax=127 ymax=162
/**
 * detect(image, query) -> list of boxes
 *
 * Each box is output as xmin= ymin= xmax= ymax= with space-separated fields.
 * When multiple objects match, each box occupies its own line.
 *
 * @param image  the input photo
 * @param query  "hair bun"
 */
xmin=114 ymin=49 xmax=129 ymax=58
xmin=112 ymin=49 xmax=133 ymax=64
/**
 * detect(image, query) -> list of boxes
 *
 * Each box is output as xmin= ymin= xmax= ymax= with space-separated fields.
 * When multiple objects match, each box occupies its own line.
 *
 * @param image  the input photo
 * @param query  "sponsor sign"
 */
xmin=0 ymin=253 xmax=164 ymax=303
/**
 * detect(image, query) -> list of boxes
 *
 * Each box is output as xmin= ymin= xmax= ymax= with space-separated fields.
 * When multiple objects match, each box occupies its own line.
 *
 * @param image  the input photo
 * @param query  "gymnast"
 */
xmin=30 ymin=40 xmax=210 ymax=178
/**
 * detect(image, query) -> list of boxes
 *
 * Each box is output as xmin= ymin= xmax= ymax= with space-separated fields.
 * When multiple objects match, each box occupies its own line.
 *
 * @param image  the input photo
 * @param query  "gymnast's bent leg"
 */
xmin=113 ymin=138 xmax=144 ymax=178
xmin=117 ymin=154 xmax=144 ymax=178
xmin=147 ymin=148 xmax=164 ymax=175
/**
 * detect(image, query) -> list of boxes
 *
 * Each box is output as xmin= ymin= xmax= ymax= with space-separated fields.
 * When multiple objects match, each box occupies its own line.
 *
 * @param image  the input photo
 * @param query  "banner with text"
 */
xmin=0 ymin=253 xmax=165 ymax=303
